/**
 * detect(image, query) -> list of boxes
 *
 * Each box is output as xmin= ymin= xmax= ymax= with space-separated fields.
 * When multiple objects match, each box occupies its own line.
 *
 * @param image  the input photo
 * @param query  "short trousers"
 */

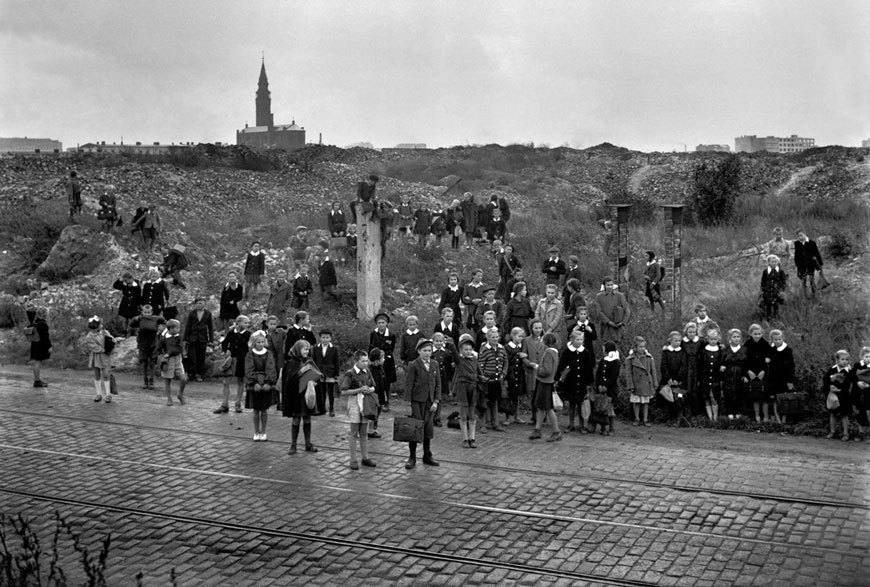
xmin=629 ymin=394 xmax=651 ymax=404
xmin=161 ymin=355 xmax=186 ymax=380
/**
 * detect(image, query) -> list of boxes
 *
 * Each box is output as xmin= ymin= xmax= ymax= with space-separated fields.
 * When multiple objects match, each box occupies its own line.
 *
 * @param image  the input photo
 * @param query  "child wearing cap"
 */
xmin=431 ymin=332 xmax=454 ymax=426
xmin=404 ymin=338 xmax=442 ymax=468
xmin=450 ymin=333 xmax=482 ymax=448
xmin=369 ymin=312 xmax=397 ymax=410
xmin=541 ymin=246 xmax=566 ymax=287
xmin=313 ymin=329 xmax=340 ymax=416
xmin=243 ymin=241 xmax=265 ymax=302
xmin=475 ymin=286 xmax=504 ymax=333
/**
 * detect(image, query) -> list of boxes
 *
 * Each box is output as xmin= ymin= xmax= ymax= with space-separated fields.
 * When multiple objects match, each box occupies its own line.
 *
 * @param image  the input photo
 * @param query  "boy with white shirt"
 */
xmin=400 ymin=315 xmax=425 ymax=366
xmin=433 ymin=307 xmax=460 ymax=347
xmin=313 ymin=329 xmax=340 ymax=416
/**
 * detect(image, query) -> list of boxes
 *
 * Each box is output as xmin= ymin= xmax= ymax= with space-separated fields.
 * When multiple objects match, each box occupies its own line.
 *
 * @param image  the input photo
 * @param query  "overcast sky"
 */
xmin=1 ymin=0 xmax=868 ymax=152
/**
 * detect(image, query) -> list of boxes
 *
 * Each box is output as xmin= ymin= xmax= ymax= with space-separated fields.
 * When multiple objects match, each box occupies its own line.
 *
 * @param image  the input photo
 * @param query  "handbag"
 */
xmin=104 ymin=335 xmax=116 ymax=354
xmin=552 ymin=391 xmax=564 ymax=411
xmin=304 ymin=380 xmax=317 ymax=409
xmin=23 ymin=325 xmax=40 ymax=342
xmin=214 ymin=355 xmax=234 ymax=377
xmin=775 ymin=391 xmax=806 ymax=415
xmin=826 ymin=391 xmax=840 ymax=411
xmin=393 ymin=416 xmax=424 ymax=443
xmin=658 ymin=384 xmax=675 ymax=403
xmin=362 ymin=393 xmax=379 ymax=420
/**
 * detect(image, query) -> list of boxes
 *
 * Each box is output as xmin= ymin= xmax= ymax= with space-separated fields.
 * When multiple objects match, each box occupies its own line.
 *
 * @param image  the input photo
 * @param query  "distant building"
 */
xmin=345 ymin=142 xmax=375 ymax=150
xmin=862 ymin=138 xmax=870 ymax=148
xmin=395 ymin=143 xmax=427 ymax=150
xmin=695 ymin=144 xmax=730 ymax=153
xmin=236 ymin=59 xmax=305 ymax=151
xmin=0 ymin=137 xmax=62 ymax=153
xmin=67 ymin=141 xmax=192 ymax=155
xmin=735 ymin=134 xmax=815 ymax=154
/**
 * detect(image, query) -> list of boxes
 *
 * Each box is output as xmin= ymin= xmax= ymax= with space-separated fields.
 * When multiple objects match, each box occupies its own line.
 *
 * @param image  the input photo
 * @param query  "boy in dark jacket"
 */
xmin=113 ymin=272 xmax=141 ymax=329
xmin=157 ymin=319 xmax=187 ymax=406
xmin=128 ymin=305 xmax=166 ymax=390
xmin=313 ymin=329 xmax=341 ymax=416
xmin=318 ymin=249 xmax=339 ymax=303
xmin=541 ymin=246 xmax=566 ymax=286
xmin=243 ymin=241 xmax=266 ymax=301
xmin=292 ymin=263 xmax=314 ymax=310
xmin=219 ymin=271 xmax=244 ymax=331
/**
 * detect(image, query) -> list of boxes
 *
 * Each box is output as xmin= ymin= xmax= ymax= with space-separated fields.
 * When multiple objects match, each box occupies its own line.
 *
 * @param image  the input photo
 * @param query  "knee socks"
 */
xmin=302 ymin=422 xmax=312 ymax=446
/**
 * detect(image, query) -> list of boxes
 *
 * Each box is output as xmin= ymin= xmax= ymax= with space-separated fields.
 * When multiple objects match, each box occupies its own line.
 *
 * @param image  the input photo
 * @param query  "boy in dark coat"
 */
xmin=794 ymin=229 xmax=825 ymax=297
xmin=183 ymin=298 xmax=214 ymax=382
xmin=318 ymin=249 xmax=339 ymax=303
xmin=243 ymin=241 xmax=266 ymax=301
xmin=313 ymin=329 xmax=341 ymax=416
xmin=219 ymin=271 xmax=244 ymax=331
xmin=404 ymin=338 xmax=442 ymax=469
xmin=541 ymin=246 xmax=567 ymax=286
xmin=486 ymin=209 xmax=507 ymax=243
xmin=128 ymin=304 xmax=166 ymax=390
xmin=369 ymin=312 xmax=397 ymax=411
xmin=292 ymin=263 xmax=314 ymax=310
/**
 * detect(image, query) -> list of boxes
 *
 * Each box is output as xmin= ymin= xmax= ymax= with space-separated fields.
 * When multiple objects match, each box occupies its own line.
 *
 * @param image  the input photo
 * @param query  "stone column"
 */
xmin=661 ymin=204 xmax=684 ymax=317
xmin=610 ymin=205 xmax=632 ymax=290
xmin=356 ymin=209 xmax=382 ymax=321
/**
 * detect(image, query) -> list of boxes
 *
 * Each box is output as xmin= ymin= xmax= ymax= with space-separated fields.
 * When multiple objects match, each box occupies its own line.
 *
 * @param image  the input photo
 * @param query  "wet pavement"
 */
xmin=1 ymin=366 xmax=868 ymax=586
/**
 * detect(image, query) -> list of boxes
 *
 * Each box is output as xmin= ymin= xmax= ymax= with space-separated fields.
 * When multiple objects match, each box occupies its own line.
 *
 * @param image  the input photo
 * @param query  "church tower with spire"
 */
xmin=237 ymin=57 xmax=306 ymax=150
xmin=255 ymin=58 xmax=274 ymax=128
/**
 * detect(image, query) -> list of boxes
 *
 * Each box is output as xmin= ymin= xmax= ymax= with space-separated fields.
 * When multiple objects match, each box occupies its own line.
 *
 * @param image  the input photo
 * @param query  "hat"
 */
xmin=459 ymin=333 xmax=475 ymax=347
xmin=512 ymin=281 xmax=526 ymax=294
xmin=483 ymin=284 xmax=497 ymax=293
xmin=373 ymin=312 xmax=390 ymax=324
xmin=568 ymin=255 xmax=579 ymax=263
xmin=296 ymin=225 xmax=308 ymax=232
xmin=547 ymin=246 xmax=560 ymax=254
xmin=415 ymin=338 xmax=434 ymax=352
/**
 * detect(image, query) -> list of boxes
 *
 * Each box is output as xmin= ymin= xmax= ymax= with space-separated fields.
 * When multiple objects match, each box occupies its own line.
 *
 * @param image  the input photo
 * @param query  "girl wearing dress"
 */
xmin=339 ymin=351 xmax=378 ymax=470
xmin=522 ymin=320 xmax=546 ymax=424
xmin=721 ymin=328 xmax=748 ymax=419
xmin=625 ymin=336 xmax=658 ymax=427
xmin=503 ymin=282 xmax=533 ymax=337
xmin=697 ymin=328 xmax=724 ymax=422
xmin=529 ymin=333 xmax=562 ymax=443
xmin=245 ymin=331 xmax=277 ymax=441
xmin=594 ymin=340 xmax=621 ymax=435
xmin=659 ymin=331 xmax=688 ymax=426
xmin=744 ymin=324 xmax=772 ymax=422
xmin=851 ymin=347 xmax=870 ymax=440
xmin=505 ymin=327 xmax=527 ymax=425
xmin=682 ymin=322 xmax=702 ymax=416
xmin=767 ymin=329 xmax=794 ymax=424
xmin=28 ymin=306 xmax=51 ymax=388
xmin=824 ymin=350 xmax=853 ymax=441
xmin=557 ymin=329 xmax=596 ymax=432
xmin=83 ymin=316 xmax=115 ymax=403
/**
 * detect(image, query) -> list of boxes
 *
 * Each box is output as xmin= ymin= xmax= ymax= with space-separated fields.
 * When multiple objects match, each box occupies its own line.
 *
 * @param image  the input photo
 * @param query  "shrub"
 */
xmin=691 ymin=154 xmax=741 ymax=227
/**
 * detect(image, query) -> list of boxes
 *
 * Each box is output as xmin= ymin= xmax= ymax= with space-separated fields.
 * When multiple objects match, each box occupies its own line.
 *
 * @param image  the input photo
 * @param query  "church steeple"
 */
xmin=256 ymin=56 xmax=273 ymax=128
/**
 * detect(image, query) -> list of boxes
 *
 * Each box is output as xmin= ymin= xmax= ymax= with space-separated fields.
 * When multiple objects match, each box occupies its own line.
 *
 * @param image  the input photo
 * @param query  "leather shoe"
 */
xmin=404 ymin=458 xmax=416 ymax=469
xmin=361 ymin=458 xmax=377 ymax=468
xmin=422 ymin=456 xmax=440 ymax=467
xmin=367 ymin=431 xmax=381 ymax=439
xmin=213 ymin=405 xmax=229 ymax=414
xmin=305 ymin=444 xmax=318 ymax=453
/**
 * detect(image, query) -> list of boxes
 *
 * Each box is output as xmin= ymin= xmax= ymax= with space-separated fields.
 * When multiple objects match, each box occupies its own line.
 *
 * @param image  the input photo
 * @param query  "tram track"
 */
xmin=0 ymin=485 xmax=666 ymax=587
xmin=1 ymin=405 xmax=867 ymax=512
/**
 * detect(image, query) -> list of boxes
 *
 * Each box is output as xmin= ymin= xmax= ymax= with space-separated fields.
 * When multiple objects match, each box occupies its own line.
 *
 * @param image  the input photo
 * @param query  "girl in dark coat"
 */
xmin=459 ymin=192 xmax=478 ymax=248
xmin=824 ymin=350 xmax=853 ymax=441
xmin=282 ymin=339 xmax=321 ymax=453
xmin=594 ymin=340 xmax=621 ymax=435
xmin=721 ymin=328 xmax=748 ymax=419
xmin=141 ymin=269 xmax=170 ymax=317
xmin=767 ymin=329 xmax=794 ymax=424
xmin=503 ymin=282 xmax=533 ymax=337
xmin=744 ymin=324 xmax=772 ymax=422
xmin=760 ymin=255 xmax=787 ymax=320
xmin=697 ymin=328 xmax=724 ymax=422
xmin=557 ymin=329 xmax=596 ymax=433
xmin=327 ymin=201 xmax=347 ymax=236
xmin=369 ymin=313 xmax=397 ymax=410
xmin=28 ymin=306 xmax=51 ymax=387
xmin=682 ymin=322 xmax=702 ymax=415
xmin=660 ymin=331 xmax=689 ymax=426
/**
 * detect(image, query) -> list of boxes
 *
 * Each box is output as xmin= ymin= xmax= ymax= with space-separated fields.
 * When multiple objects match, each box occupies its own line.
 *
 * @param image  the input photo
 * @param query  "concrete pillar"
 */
xmin=356 ymin=209 xmax=382 ymax=321
xmin=661 ymin=204 xmax=684 ymax=317
xmin=610 ymin=205 xmax=633 ymax=290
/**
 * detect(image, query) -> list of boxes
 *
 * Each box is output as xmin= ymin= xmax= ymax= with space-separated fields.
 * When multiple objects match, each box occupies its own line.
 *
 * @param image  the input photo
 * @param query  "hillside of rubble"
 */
xmin=0 ymin=142 xmax=868 ymax=429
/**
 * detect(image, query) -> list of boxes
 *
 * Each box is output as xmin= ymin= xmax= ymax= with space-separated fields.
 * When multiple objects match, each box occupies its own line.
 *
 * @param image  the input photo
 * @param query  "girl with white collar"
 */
xmin=625 ymin=336 xmax=658 ymax=427
xmin=766 ymin=329 xmax=793 ymax=424
xmin=824 ymin=350 xmax=853 ymax=440
xmin=245 ymin=331 xmax=277 ymax=441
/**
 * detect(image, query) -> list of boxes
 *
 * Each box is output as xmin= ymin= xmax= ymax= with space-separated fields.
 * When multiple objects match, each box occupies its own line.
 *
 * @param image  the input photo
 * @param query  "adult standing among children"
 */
xmin=535 ymin=284 xmax=566 ymax=347
xmin=404 ymin=338 xmax=441 ymax=469
xmin=66 ymin=170 xmax=83 ymax=219
xmin=112 ymin=272 xmax=141 ymax=330
xmin=183 ymin=298 xmax=214 ymax=382
xmin=793 ymin=229 xmax=825 ymax=297
xmin=266 ymin=270 xmax=292 ymax=326
xmin=595 ymin=276 xmax=631 ymax=343
xmin=459 ymin=192 xmax=478 ymax=249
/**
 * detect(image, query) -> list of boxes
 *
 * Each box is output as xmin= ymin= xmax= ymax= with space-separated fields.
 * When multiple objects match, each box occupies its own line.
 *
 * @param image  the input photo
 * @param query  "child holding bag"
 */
xmin=824 ymin=350 xmax=852 ymax=441
xmin=625 ymin=336 xmax=658 ymax=427
xmin=594 ymin=341 xmax=621 ymax=435
xmin=339 ymin=351 xmax=378 ymax=470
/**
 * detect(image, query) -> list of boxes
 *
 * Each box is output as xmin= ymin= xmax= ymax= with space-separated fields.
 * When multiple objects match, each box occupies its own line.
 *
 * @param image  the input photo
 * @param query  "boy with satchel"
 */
xmin=403 ymin=339 xmax=442 ymax=469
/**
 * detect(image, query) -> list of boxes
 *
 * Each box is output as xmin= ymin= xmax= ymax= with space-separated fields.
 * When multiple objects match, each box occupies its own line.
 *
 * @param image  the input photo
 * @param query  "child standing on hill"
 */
xmin=433 ymin=307 xmax=460 ymax=348
xmin=824 ymin=350 xmax=853 ymax=441
xmin=530 ymin=333 xmax=562 ymax=442
xmin=128 ymin=304 xmax=166 ymax=390
xmin=541 ymin=246 xmax=566 ymax=287
xmin=697 ymin=328 xmax=724 ymax=422
xmin=505 ymin=327 xmax=527 ymax=425
xmin=245 ymin=331 xmax=277 ymax=441
xmin=562 ymin=256 xmax=582 ymax=313
xmin=340 ymin=350 xmax=378 ymax=470
xmin=744 ymin=324 xmax=772 ymax=423
xmin=292 ymin=263 xmax=314 ymax=310
xmin=760 ymin=255 xmax=788 ymax=320
xmin=243 ymin=241 xmax=266 ymax=302
xmin=451 ymin=333 xmax=481 ymax=448
xmin=438 ymin=272 xmax=464 ymax=327
xmin=218 ymin=271 xmax=244 ymax=331
xmin=557 ymin=329 xmax=596 ymax=432
xmin=346 ymin=224 xmax=358 ymax=264
xmin=400 ymin=315 xmax=425 ymax=367
xmin=625 ymin=336 xmax=657 ymax=427
xmin=595 ymin=341 xmax=621 ymax=435
xmin=475 ymin=311 xmax=498 ymax=351
xmin=503 ymin=282 xmax=533 ymax=337
xmin=644 ymin=251 xmax=666 ymax=313
xmin=722 ymin=328 xmax=748 ymax=419
xmin=766 ymin=329 xmax=793 ymax=424
xmin=479 ymin=328 xmax=507 ymax=433
xmin=475 ymin=286 xmax=504 ymax=331
xmin=318 ymin=249 xmax=339 ymax=304
xmin=462 ymin=269 xmax=486 ymax=333
xmin=84 ymin=317 xmax=115 ymax=403
xmin=157 ymin=319 xmax=187 ymax=406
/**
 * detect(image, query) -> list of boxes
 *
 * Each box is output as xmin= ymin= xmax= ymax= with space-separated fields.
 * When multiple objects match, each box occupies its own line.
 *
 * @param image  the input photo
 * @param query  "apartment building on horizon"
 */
xmin=735 ymin=134 xmax=815 ymax=154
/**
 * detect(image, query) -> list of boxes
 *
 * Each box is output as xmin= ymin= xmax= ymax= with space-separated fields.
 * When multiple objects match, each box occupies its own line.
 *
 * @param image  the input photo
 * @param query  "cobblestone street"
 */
xmin=1 ymin=366 xmax=868 ymax=586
